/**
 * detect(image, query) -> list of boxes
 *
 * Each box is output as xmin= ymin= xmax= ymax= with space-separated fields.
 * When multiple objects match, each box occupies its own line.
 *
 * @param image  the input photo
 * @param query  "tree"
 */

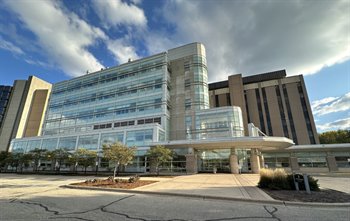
xmin=17 ymin=153 xmax=32 ymax=173
xmin=102 ymin=142 xmax=136 ymax=180
xmin=67 ymin=151 xmax=80 ymax=173
xmin=75 ymin=148 xmax=97 ymax=174
xmin=0 ymin=151 xmax=10 ymax=172
xmin=5 ymin=152 xmax=21 ymax=172
xmin=146 ymin=145 xmax=173 ymax=176
xmin=319 ymin=130 xmax=350 ymax=144
xmin=29 ymin=148 xmax=47 ymax=172
xmin=46 ymin=149 xmax=69 ymax=172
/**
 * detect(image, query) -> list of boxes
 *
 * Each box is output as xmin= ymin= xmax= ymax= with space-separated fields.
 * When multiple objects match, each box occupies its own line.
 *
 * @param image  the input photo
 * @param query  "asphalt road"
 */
xmin=0 ymin=175 xmax=349 ymax=221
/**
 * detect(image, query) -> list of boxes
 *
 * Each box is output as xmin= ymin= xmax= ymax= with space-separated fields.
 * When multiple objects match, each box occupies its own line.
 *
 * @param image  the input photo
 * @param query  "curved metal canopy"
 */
xmin=151 ymin=136 xmax=294 ymax=151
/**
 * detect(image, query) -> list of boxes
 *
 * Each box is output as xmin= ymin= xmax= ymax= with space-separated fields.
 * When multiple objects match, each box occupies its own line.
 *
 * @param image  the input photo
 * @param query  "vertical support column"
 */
xmin=185 ymin=148 xmax=198 ymax=174
xmin=259 ymin=154 xmax=265 ymax=168
xmin=326 ymin=153 xmax=338 ymax=172
xmin=290 ymin=156 xmax=300 ymax=171
xmin=230 ymin=148 xmax=239 ymax=174
xmin=250 ymin=148 xmax=261 ymax=174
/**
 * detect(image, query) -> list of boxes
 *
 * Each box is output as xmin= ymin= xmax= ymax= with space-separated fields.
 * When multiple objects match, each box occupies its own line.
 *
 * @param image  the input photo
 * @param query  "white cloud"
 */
xmin=158 ymin=0 xmax=350 ymax=82
xmin=92 ymin=0 xmax=147 ymax=28
xmin=312 ymin=92 xmax=350 ymax=116
xmin=107 ymin=38 xmax=139 ymax=64
xmin=4 ymin=0 xmax=106 ymax=77
xmin=0 ymin=37 xmax=24 ymax=55
xmin=317 ymin=118 xmax=350 ymax=131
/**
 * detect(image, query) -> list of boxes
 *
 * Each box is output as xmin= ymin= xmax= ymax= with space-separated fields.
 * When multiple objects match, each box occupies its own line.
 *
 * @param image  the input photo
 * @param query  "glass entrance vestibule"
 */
xmin=196 ymin=149 xmax=259 ymax=173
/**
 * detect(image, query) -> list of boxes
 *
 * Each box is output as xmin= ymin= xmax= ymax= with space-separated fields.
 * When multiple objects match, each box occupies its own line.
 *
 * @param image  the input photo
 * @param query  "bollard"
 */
xmin=303 ymin=174 xmax=311 ymax=194
xmin=292 ymin=172 xmax=299 ymax=191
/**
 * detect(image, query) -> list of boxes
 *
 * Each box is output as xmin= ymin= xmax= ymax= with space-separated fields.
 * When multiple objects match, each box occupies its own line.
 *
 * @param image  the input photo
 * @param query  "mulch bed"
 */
xmin=262 ymin=188 xmax=350 ymax=203
xmin=71 ymin=180 xmax=158 ymax=189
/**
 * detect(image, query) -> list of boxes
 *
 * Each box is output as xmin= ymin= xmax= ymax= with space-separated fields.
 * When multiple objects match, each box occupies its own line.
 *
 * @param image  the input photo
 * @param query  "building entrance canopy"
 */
xmin=152 ymin=136 xmax=294 ymax=150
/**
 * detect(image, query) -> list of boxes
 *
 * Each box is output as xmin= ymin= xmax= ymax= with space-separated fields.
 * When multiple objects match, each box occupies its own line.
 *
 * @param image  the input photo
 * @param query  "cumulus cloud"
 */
xmin=92 ymin=0 xmax=147 ymax=28
xmin=317 ymin=118 xmax=350 ymax=131
xmin=4 ymin=0 xmax=106 ymax=77
xmin=0 ymin=37 xmax=24 ymax=55
xmin=312 ymin=92 xmax=350 ymax=116
xmin=158 ymin=0 xmax=350 ymax=82
xmin=107 ymin=38 xmax=139 ymax=63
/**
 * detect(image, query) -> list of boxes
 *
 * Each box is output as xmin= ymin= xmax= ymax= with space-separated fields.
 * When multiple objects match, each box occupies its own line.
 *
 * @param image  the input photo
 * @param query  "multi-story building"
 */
xmin=10 ymin=43 xmax=294 ymax=174
xmin=0 ymin=85 xmax=12 ymax=128
xmin=209 ymin=70 xmax=319 ymax=145
xmin=0 ymin=76 xmax=51 ymax=152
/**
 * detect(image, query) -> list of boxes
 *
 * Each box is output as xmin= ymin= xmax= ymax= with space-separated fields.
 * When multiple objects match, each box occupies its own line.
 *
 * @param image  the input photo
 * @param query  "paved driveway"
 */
xmin=136 ymin=173 xmax=273 ymax=200
xmin=0 ymin=174 xmax=349 ymax=221
xmin=315 ymin=176 xmax=350 ymax=194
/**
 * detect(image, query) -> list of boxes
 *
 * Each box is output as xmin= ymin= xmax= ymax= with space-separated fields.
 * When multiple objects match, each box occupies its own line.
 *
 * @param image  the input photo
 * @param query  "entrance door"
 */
xmin=197 ymin=150 xmax=230 ymax=173
xmin=237 ymin=149 xmax=251 ymax=173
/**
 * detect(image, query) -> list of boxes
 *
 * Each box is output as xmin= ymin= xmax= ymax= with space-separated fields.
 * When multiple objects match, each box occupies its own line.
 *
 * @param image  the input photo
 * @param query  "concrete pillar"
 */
xmin=250 ymin=148 xmax=260 ymax=174
xmin=185 ymin=153 xmax=198 ymax=174
xmin=290 ymin=157 xmax=300 ymax=171
xmin=229 ymin=149 xmax=239 ymax=174
xmin=326 ymin=156 xmax=338 ymax=172
xmin=259 ymin=155 xmax=265 ymax=168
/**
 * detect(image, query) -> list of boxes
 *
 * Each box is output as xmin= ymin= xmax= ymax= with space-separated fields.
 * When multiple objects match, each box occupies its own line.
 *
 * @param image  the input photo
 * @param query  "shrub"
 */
xmin=128 ymin=175 xmax=140 ymax=183
xmin=258 ymin=169 xmax=291 ymax=190
xmin=259 ymin=169 xmax=320 ymax=191
xmin=258 ymin=168 xmax=274 ymax=188
xmin=288 ymin=174 xmax=320 ymax=191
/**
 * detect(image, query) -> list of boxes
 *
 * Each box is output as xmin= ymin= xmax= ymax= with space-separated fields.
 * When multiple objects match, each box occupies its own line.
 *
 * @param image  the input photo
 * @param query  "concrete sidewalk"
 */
xmin=135 ymin=174 xmax=273 ymax=201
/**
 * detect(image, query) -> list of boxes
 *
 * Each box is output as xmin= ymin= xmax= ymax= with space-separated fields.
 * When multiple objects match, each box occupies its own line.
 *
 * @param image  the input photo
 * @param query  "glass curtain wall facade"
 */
xmin=11 ymin=53 xmax=170 ymax=155
xmin=10 ymin=43 xmax=246 ymax=173
xmin=0 ymin=86 xmax=12 ymax=128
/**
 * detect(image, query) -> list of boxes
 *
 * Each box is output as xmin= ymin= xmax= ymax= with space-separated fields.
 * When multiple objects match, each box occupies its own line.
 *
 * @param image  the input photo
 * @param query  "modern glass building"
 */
xmin=10 ymin=43 xmax=296 ymax=173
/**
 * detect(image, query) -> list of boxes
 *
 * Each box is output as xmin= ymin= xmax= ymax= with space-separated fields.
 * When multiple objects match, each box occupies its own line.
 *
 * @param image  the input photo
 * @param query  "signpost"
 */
xmin=293 ymin=173 xmax=311 ymax=194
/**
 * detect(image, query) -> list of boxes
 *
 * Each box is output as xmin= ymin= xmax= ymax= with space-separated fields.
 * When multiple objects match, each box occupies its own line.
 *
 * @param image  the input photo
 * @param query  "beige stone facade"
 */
xmin=209 ymin=70 xmax=319 ymax=145
xmin=0 ymin=76 xmax=51 ymax=151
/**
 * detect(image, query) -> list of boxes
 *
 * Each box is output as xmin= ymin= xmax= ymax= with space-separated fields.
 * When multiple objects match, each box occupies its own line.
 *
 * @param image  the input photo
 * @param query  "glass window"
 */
xmin=126 ymin=129 xmax=153 ymax=146
xmin=77 ymin=134 xmax=99 ymax=150
xmin=12 ymin=141 xmax=27 ymax=153
xmin=58 ymin=136 xmax=77 ymax=151
xmin=26 ymin=140 xmax=42 ymax=152
xmin=42 ymin=138 xmax=58 ymax=151
xmin=100 ymin=132 xmax=124 ymax=148
xmin=298 ymin=157 xmax=327 ymax=168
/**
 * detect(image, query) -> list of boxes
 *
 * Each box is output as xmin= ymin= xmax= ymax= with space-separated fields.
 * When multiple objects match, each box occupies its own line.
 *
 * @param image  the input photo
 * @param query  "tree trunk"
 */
xmin=156 ymin=165 xmax=159 ymax=176
xmin=117 ymin=165 xmax=120 ymax=176
xmin=113 ymin=165 xmax=118 ymax=181
xmin=84 ymin=166 xmax=87 ymax=174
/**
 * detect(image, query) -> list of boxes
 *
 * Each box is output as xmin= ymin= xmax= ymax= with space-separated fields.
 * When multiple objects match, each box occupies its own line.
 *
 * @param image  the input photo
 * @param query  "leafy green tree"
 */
xmin=4 ymin=152 xmax=32 ymax=172
xmin=18 ymin=153 xmax=32 ymax=173
xmin=5 ymin=152 xmax=20 ymax=172
xmin=146 ymin=145 xmax=173 ymax=176
xmin=76 ymin=148 xmax=97 ymax=174
xmin=67 ymin=152 xmax=80 ymax=172
xmin=0 ymin=151 xmax=10 ymax=172
xmin=319 ymin=130 xmax=350 ymax=144
xmin=29 ymin=148 xmax=47 ymax=172
xmin=45 ymin=149 xmax=69 ymax=172
xmin=102 ymin=142 xmax=136 ymax=180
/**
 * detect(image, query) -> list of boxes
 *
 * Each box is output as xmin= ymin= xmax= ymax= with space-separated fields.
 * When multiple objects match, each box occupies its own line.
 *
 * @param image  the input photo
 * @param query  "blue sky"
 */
xmin=0 ymin=0 xmax=349 ymax=133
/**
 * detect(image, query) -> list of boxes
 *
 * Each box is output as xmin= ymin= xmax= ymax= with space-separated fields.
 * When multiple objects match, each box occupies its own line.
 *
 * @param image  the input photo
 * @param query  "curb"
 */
xmin=60 ymin=185 xmax=350 ymax=208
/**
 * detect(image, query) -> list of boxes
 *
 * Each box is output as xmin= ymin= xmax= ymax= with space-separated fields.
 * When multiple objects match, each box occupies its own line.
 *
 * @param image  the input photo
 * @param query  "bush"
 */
xmin=259 ymin=169 xmax=320 ymax=191
xmin=287 ymin=174 xmax=320 ymax=191
xmin=128 ymin=175 xmax=140 ymax=183
xmin=258 ymin=169 xmax=291 ymax=190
